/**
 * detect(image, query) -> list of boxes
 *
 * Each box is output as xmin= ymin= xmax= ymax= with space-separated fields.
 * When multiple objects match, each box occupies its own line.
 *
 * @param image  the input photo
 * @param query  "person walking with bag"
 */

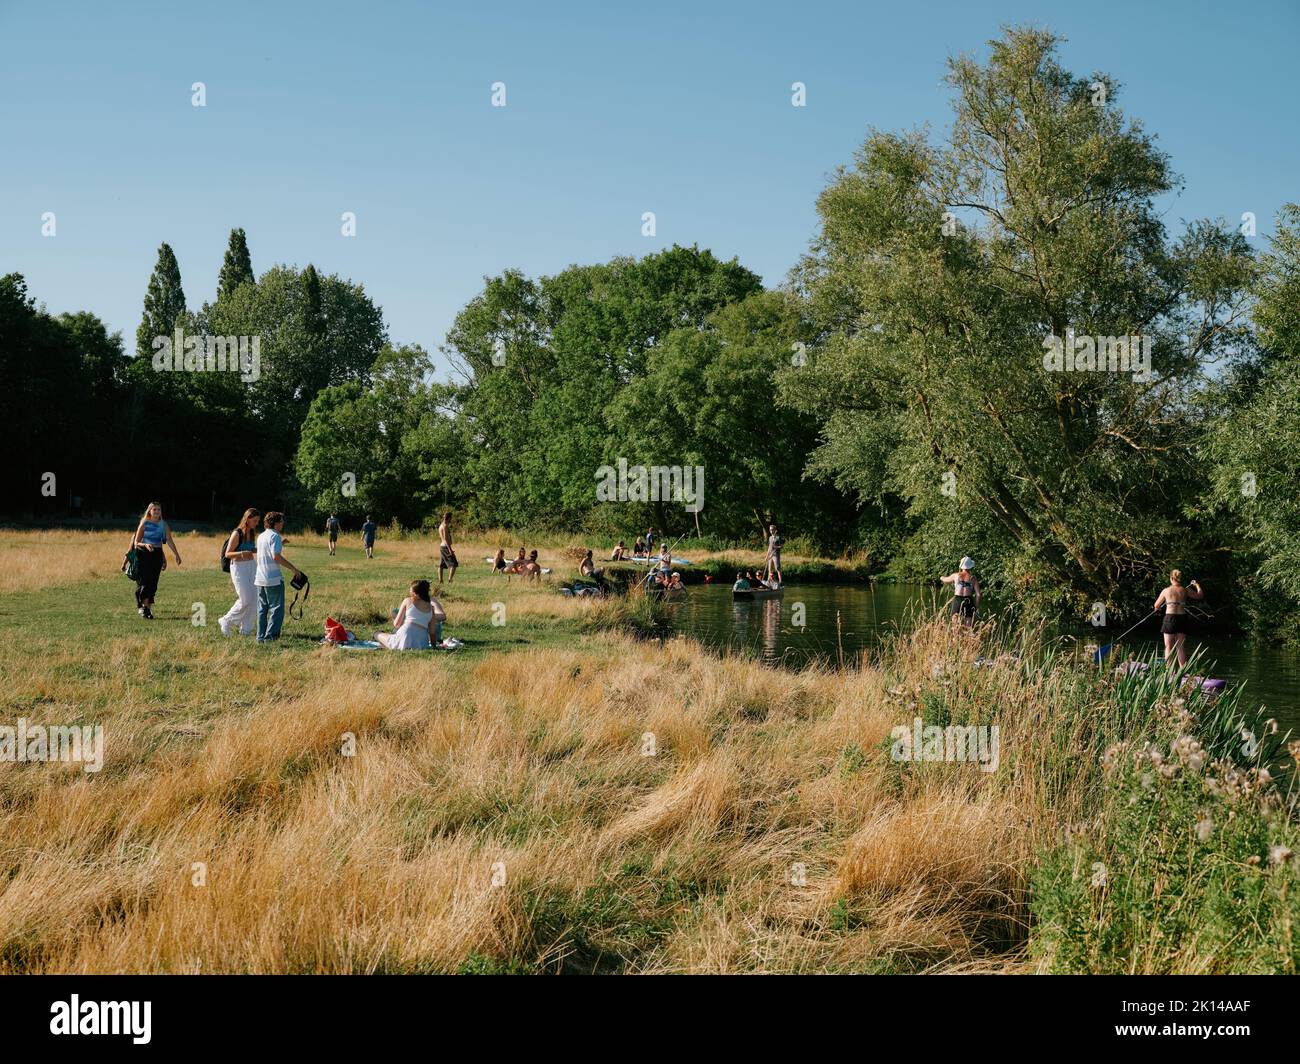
xmin=218 ymin=508 xmax=261 ymax=637
xmin=255 ymin=511 xmax=303 ymax=643
xmin=130 ymin=501 xmax=182 ymax=619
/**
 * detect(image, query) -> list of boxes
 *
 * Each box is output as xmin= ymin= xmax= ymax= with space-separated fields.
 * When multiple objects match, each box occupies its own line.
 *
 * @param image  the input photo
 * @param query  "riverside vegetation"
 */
xmin=0 ymin=530 xmax=1295 ymax=973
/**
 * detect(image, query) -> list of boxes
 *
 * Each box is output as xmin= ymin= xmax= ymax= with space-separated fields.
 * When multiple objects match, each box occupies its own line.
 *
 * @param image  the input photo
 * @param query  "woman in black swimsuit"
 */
xmin=1154 ymin=570 xmax=1203 ymax=667
xmin=941 ymin=556 xmax=980 ymax=627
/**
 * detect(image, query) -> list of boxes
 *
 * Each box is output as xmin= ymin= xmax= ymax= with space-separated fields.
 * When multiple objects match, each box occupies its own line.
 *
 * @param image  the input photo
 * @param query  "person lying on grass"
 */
xmin=376 ymin=579 xmax=446 ymax=650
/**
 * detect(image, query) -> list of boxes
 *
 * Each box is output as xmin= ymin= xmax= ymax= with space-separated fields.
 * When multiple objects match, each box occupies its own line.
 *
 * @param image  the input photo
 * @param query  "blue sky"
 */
xmin=3 ymin=0 xmax=1297 ymax=370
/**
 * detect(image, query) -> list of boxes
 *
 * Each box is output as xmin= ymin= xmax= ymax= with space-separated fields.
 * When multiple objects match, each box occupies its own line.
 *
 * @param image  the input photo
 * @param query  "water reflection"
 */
xmin=668 ymin=583 xmax=1300 ymax=733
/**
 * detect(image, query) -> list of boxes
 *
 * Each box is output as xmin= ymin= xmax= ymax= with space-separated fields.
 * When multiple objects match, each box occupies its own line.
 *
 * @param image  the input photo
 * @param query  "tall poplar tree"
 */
xmin=217 ymin=228 xmax=255 ymax=301
xmin=135 ymin=242 xmax=186 ymax=357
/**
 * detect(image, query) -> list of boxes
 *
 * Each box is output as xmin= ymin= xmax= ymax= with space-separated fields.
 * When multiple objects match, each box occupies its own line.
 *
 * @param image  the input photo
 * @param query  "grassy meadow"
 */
xmin=1 ymin=529 xmax=1297 ymax=973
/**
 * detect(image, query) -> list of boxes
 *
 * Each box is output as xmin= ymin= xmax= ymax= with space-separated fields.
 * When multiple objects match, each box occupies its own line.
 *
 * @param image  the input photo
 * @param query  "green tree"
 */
xmin=296 ymin=345 xmax=463 ymax=525
xmin=217 ymin=228 xmax=255 ymax=301
xmin=135 ymin=242 xmax=186 ymax=358
xmin=209 ymin=264 xmax=387 ymax=503
xmin=609 ymin=291 xmax=860 ymax=545
xmin=445 ymin=246 xmax=763 ymax=529
xmin=781 ymin=27 xmax=1255 ymax=615
xmin=1206 ymin=204 xmax=1300 ymax=638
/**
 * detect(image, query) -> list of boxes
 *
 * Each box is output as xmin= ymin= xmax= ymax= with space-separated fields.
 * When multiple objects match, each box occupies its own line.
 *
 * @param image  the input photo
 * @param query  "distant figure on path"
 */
xmin=219 ymin=507 xmax=261 ymax=637
xmin=255 ymin=511 xmax=303 ymax=643
xmin=438 ymin=511 xmax=458 ymax=584
xmin=941 ymin=556 xmax=980 ymax=628
xmin=361 ymin=515 xmax=377 ymax=559
xmin=325 ymin=513 xmax=341 ymax=556
xmin=132 ymin=501 xmax=183 ymax=619
xmin=1155 ymin=570 xmax=1204 ymax=668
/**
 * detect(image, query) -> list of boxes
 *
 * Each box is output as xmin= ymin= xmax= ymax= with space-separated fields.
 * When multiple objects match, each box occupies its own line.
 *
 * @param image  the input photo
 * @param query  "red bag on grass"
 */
xmin=324 ymin=617 xmax=350 ymax=643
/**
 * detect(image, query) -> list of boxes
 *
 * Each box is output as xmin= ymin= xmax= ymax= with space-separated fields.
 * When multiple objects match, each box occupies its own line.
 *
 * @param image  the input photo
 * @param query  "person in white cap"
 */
xmin=941 ymin=556 xmax=981 ymax=627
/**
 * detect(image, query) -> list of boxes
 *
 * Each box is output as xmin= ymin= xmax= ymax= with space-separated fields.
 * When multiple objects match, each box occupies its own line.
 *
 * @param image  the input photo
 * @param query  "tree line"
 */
xmin=3 ymin=27 xmax=1296 ymax=638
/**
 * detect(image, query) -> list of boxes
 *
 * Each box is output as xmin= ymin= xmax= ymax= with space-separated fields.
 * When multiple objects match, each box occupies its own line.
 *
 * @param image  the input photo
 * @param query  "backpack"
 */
xmin=219 ymin=528 xmax=241 ymax=573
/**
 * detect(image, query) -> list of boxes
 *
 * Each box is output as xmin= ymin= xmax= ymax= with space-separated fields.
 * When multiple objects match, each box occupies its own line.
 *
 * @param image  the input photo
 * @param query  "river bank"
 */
xmin=0 ymin=530 xmax=1296 ymax=973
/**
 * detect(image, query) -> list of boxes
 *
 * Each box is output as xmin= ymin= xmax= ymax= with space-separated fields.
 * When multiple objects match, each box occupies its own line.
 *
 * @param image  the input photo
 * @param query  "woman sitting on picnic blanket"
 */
xmin=377 ymin=579 xmax=446 ymax=650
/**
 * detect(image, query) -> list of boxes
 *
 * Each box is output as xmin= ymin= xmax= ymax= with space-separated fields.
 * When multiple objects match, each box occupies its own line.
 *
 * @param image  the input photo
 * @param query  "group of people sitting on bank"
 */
xmin=491 ymin=547 xmax=545 ymax=580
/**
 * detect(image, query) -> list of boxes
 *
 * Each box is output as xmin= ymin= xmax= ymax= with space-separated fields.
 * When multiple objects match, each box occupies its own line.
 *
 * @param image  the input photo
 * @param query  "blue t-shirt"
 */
xmin=361 ymin=521 xmax=377 ymax=543
xmin=141 ymin=520 xmax=167 ymax=547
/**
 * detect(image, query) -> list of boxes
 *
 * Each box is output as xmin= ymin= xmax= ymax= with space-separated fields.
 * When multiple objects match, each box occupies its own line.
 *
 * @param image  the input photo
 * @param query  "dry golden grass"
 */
xmin=0 ymin=649 xmax=1054 ymax=972
xmin=0 ymin=532 xmax=1069 ymax=973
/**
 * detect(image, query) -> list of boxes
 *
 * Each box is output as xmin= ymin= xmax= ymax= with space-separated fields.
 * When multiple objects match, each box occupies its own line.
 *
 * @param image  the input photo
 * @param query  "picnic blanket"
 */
xmin=322 ymin=636 xmax=465 ymax=651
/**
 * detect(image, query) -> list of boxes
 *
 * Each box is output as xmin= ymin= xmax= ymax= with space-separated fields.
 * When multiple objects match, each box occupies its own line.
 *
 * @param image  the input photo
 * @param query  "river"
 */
xmin=660 ymin=582 xmax=1300 ymax=735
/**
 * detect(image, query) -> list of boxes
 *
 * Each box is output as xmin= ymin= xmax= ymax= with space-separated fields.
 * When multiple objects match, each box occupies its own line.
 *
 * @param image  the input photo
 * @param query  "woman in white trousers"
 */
xmin=219 ymin=508 xmax=262 ymax=636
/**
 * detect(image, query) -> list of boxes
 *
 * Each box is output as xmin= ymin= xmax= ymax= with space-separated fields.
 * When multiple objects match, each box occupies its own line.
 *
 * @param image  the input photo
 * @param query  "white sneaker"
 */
xmin=218 ymin=618 xmax=232 ymax=637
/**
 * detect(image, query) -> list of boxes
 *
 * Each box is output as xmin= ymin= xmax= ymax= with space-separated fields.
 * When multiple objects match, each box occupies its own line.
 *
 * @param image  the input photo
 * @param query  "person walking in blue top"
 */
xmin=361 ymin=515 xmax=378 ymax=559
xmin=255 ymin=511 xmax=303 ymax=642
xmin=131 ymin=501 xmax=183 ymax=619
xmin=219 ymin=507 xmax=262 ymax=636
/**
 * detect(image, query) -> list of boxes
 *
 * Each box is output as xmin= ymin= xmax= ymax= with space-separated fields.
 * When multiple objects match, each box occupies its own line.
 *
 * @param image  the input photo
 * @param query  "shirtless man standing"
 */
xmin=438 ymin=511 xmax=458 ymax=584
xmin=1154 ymin=570 xmax=1204 ymax=668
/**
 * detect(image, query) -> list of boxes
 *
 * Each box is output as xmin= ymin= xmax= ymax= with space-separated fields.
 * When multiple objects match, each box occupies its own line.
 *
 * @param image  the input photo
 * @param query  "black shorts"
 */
xmin=440 ymin=545 xmax=458 ymax=570
xmin=328 ymin=531 xmax=338 ymax=542
xmin=1161 ymin=612 xmax=1188 ymax=635
xmin=951 ymin=596 xmax=976 ymax=617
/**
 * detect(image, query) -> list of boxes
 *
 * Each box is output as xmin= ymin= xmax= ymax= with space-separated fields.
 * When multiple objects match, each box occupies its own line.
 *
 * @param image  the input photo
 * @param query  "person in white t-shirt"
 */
xmin=254 ymin=511 xmax=302 ymax=642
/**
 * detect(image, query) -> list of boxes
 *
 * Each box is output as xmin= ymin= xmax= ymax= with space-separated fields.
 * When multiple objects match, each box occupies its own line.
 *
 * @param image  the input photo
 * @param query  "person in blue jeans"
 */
xmin=255 ymin=511 xmax=303 ymax=642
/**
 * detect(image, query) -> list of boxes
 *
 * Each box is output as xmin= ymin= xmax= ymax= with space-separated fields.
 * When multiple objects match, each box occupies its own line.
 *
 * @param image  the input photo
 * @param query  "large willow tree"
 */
xmin=782 ymin=27 xmax=1254 ymax=617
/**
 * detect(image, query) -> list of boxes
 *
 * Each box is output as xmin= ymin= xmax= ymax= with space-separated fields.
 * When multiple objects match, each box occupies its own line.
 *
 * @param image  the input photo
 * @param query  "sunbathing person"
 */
xmin=376 ymin=580 xmax=446 ymax=650
xmin=523 ymin=549 xmax=543 ymax=581
xmin=610 ymin=540 xmax=627 ymax=561
xmin=579 ymin=549 xmax=609 ymax=590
